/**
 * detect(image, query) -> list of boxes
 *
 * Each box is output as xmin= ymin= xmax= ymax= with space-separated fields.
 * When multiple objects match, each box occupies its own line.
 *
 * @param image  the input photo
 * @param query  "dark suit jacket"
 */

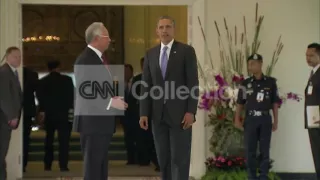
xmin=37 ymin=71 xmax=74 ymax=120
xmin=304 ymin=67 xmax=320 ymax=129
xmin=0 ymin=63 xmax=23 ymax=128
xmin=23 ymin=67 xmax=38 ymax=117
xmin=73 ymin=47 xmax=116 ymax=134
xmin=140 ymin=40 xmax=199 ymax=125
xmin=126 ymin=74 xmax=142 ymax=121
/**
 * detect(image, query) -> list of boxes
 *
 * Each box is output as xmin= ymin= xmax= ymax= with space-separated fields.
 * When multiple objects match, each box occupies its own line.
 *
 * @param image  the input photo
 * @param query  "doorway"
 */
xmin=22 ymin=4 xmax=187 ymax=179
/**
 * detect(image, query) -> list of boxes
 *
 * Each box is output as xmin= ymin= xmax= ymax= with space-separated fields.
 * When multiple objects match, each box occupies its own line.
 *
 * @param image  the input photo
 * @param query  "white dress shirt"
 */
xmin=312 ymin=63 xmax=320 ymax=74
xmin=159 ymin=39 xmax=174 ymax=66
xmin=8 ymin=63 xmax=18 ymax=79
xmin=87 ymin=45 xmax=103 ymax=62
xmin=87 ymin=45 xmax=113 ymax=110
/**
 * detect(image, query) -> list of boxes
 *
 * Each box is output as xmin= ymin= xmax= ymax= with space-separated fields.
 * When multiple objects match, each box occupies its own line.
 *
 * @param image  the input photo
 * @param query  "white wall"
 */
xmin=205 ymin=0 xmax=320 ymax=172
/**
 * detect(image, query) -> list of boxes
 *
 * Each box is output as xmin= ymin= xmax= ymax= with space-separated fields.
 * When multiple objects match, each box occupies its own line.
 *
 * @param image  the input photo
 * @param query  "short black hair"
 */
xmin=125 ymin=64 xmax=133 ymax=72
xmin=157 ymin=15 xmax=175 ymax=27
xmin=47 ymin=60 xmax=60 ymax=71
xmin=308 ymin=43 xmax=320 ymax=57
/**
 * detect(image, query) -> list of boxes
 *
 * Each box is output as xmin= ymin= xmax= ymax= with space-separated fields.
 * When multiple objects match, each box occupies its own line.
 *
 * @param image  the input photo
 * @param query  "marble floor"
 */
xmin=23 ymin=160 xmax=160 ymax=179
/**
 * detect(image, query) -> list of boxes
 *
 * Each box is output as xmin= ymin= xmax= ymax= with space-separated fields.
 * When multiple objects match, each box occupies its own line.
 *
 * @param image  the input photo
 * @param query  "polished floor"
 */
xmin=23 ymin=160 xmax=160 ymax=179
xmin=24 ymin=126 xmax=160 ymax=179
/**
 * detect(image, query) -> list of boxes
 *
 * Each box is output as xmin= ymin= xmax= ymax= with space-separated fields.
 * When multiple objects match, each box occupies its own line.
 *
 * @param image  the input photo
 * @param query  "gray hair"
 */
xmin=85 ymin=22 xmax=104 ymax=44
xmin=157 ymin=15 xmax=175 ymax=27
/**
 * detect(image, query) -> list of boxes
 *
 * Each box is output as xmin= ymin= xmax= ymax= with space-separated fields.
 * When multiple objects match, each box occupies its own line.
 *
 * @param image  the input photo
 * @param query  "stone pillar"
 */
xmin=0 ymin=0 xmax=23 ymax=179
xmin=189 ymin=0 xmax=207 ymax=179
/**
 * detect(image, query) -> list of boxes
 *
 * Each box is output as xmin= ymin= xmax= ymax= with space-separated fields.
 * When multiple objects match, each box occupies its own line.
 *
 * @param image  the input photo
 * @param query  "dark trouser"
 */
xmin=308 ymin=129 xmax=320 ymax=179
xmin=0 ymin=122 xmax=12 ymax=180
xmin=136 ymin=127 xmax=159 ymax=167
xmin=80 ymin=133 xmax=113 ymax=180
xmin=152 ymin=107 xmax=192 ymax=180
xmin=122 ymin=119 xmax=139 ymax=163
xmin=23 ymin=115 xmax=33 ymax=169
xmin=44 ymin=118 xmax=71 ymax=169
xmin=244 ymin=115 xmax=272 ymax=180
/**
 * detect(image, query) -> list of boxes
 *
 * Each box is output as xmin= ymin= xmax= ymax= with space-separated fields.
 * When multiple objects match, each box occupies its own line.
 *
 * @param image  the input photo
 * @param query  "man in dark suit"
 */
xmin=73 ymin=22 xmax=128 ymax=180
xmin=139 ymin=16 xmax=199 ymax=180
xmin=122 ymin=64 xmax=137 ymax=164
xmin=305 ymin=43 xmax=320 ymax=179
xmin=0 ymin=46 xmax=23 ymax=179
xmin=22 ymin=66 xmax=39 ymax=172
xmin=37 ymin=60 xmax=74 ymax=171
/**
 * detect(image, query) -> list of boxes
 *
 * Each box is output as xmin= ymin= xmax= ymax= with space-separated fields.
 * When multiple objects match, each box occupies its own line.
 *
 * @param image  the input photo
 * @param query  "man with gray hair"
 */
xmin=73 ymin=22 xmax=127 ymax=180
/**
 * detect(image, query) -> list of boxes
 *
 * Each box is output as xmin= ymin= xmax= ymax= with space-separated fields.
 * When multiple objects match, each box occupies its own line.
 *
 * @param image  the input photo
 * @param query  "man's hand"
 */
xmin=272 ymin=122 xmax=278 ymax=132
xmin=139 ymin=116 xmax=148 ymax=130
xmin=8 ymin=118 xmax=18 ymax=129
xmin=234 ymin=117 xmax=243 ymax=129
xmin=111 ymin=96 xmax=128 ymax=110
xmin=182 ymin=113 xmax=194 ymax=129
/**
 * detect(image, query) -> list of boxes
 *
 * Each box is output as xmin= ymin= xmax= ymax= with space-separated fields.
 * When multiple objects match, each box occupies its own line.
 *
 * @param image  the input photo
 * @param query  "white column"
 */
xmin=0 ymin=0 xmax=23 ymax=179
xmin=189 ymin=0 xmax=207 ymax=179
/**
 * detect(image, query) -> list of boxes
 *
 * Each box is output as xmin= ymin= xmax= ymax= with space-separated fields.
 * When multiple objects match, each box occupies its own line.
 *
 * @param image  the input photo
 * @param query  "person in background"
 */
xmin=304 ymin=43 xmax=320 ymax=180
xmin=133 ymin=57 xmax=159 ymax=171
xmin=22 ymin=66 xmax=39 ymax=172
xmin=0 ymin=46 xmax=23 ymax=179
xmin=123 ymin=63 xmax=138 ymax=165
xmin=235 ymin=54 xmax=280 ymax=180
xmin=37 ymin=60 xmax=74 ymax=171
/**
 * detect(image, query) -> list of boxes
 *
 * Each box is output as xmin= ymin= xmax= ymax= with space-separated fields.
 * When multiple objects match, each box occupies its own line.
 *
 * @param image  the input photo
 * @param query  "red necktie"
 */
xmin=101 ymin=54 xmax=108 ymax=65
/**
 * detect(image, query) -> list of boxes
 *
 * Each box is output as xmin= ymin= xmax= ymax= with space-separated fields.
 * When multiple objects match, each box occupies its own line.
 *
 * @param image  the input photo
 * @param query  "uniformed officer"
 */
xmin=234 ymin=53 xmax=281 ymax=180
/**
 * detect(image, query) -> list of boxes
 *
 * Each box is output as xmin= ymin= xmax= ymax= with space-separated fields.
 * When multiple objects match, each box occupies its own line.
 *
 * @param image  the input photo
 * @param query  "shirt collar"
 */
xmin=250 ymin=74 xmax=266 ymax=81
xmin=160 ymin=39 xmax=174 ymax=50
xmin=312 ymin=63 xmax=320 ymax=73
xmin=87 ymin=45 xmax=102 ymax=59
xmin=7 ymin=63 xmax=16 ymax=72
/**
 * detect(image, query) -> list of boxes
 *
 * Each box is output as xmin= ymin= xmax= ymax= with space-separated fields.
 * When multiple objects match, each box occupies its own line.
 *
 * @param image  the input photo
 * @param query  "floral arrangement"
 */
xmin=197 ymin=3 xmax=301 ymax=178
xmin=202 ymin=155 xmax=280 ymax=180
xmin=205 ymin=155 xmax=246 ymax=171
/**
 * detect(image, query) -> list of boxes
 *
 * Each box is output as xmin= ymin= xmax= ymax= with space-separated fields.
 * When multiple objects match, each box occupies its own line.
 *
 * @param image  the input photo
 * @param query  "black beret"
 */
xmin=247 ymin=53 xmax=263 ymax=61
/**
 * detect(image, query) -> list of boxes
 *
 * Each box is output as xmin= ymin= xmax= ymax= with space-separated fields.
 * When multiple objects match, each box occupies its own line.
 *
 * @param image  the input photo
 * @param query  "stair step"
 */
xmin=29 ymin=135 xmax=124 ymax=143
xmin=29 ymin=142 xmax=125 ymax=152
xmin=28 ymin=151 xmax=127 ymax=161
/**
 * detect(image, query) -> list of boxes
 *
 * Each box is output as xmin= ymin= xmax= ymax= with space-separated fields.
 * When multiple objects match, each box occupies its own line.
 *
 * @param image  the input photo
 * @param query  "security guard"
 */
xmin=234 ymin=53 xmax=281 ymax=180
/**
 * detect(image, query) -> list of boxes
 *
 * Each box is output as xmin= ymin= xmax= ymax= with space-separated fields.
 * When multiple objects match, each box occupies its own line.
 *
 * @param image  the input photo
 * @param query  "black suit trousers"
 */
xmin=0 ymin=122 xmax=11 ymax=180
xmin=152 ymin=107 xmax=192 ymax=180
xmin=80 ymin=133 xmax=113 ymax=180
xmin=308 ymin=128 xmax=320 ymax=179
xmin=23 ymin=115 xmax=33 ymax=168
xmin=44 ymin=117 xmax=71 ymax=168
xmin=122 ymin=116 xmax=139 ymax=163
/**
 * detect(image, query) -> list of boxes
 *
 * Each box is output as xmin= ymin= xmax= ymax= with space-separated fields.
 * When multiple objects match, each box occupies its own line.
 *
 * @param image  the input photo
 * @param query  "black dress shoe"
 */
xmin=60 ymin=168 xmax=69 ymax=172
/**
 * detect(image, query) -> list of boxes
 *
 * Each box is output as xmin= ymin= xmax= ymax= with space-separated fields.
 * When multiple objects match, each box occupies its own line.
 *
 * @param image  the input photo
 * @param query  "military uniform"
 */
xmin=236 ymin=54 xmax=281 ymax=180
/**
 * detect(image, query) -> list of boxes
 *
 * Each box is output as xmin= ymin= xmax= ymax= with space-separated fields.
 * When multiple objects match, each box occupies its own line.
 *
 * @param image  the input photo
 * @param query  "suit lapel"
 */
xmin=3 ymin=63 xmax=22 ymax=97
xmin=154 ymin=45 xmax=163 ymax=79
xmin=164 ymin=41 xmax=178 ymax=79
